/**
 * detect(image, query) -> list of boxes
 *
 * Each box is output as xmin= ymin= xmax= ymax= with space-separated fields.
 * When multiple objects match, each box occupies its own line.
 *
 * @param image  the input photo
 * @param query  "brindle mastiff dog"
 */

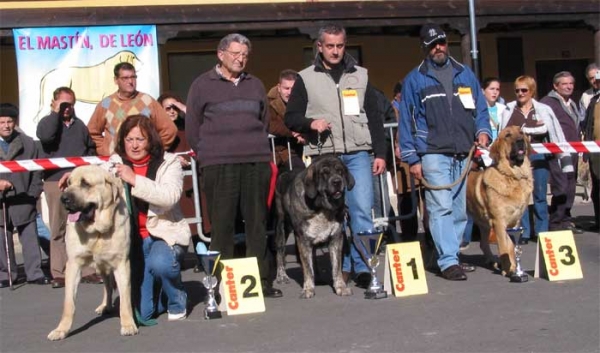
xmin=467 ymin=126 xmax=533 ymax=277
xmin=275 ymin=156 xmax=355 ymax=298
xmin=47 ymin=165 xmax=137 ymax=340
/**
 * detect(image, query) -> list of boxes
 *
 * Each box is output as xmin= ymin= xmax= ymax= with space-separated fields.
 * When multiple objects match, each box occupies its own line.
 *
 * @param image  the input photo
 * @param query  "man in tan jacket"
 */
xmin=267 ymin=69 xmax=305 ymax=171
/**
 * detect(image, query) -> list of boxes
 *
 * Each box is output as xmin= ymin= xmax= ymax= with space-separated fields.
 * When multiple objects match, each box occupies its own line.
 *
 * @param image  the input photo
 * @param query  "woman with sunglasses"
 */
xmin=498 ymin=75 xmax=573 ymax=244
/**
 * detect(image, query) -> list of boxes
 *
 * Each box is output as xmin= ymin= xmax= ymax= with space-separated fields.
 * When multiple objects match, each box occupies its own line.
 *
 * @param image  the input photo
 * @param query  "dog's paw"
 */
xmin=335 ymin=285 xmax=353 ymax=296
xmin=120 ymin=324 xmax=139 ymax=336
xmin=275 ymin=272 xmax=291 ymax=284
xmin=47 ymin=329 xmax=68 ymax=341
xmin=94 ymin=304 xmax=112 ymax=316
xmin=299 ymin=289 xmax=315 ymax=299
xmin=485 ymin=260 xmax=501 ymax=273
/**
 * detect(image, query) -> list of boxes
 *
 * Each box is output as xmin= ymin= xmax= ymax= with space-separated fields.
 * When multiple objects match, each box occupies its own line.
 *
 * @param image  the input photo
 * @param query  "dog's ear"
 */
xmin=105 ymin=173 xmax=122 ymax=204
xmin=489 ymin=137 xmax=502 ymax=163
xmin=304 ymin=165 xmax=318 ymax=199
xmin=524 ymin=133 xmax=533 ymax=156
xmin=343 ymin=163 xmax=355 ymax=191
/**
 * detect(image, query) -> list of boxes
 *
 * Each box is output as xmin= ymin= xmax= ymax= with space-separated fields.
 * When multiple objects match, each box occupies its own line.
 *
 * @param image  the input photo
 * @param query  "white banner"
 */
xmin=13 ymin=25 xmax=159 ymax=138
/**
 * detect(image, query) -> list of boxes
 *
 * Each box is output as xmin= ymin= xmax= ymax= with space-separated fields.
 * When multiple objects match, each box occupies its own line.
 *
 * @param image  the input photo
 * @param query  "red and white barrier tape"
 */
xmin=530 ymin=141 xmax=600 ymax=154
xmin=0 ymin=143 xmax=597 ymax=174
xmin=475 ymin=141 xmax=600 ymax=158
xmin=0 ymin=156 xmax=109 ymax=174
xmin=0 ymin=150 xmax=196 ymax=174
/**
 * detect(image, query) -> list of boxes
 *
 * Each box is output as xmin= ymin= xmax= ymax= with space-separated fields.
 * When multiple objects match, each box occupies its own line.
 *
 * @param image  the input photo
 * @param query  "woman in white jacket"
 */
xmin=499 ymin=75 xmax=573 ymax=244
xmin=110 ymin=115 xmax=191 ymax=324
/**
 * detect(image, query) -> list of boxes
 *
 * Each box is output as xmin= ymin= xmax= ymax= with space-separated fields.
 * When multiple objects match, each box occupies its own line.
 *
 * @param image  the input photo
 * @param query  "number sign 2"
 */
xmin=219 ymin=257 xmax=266 ymax=315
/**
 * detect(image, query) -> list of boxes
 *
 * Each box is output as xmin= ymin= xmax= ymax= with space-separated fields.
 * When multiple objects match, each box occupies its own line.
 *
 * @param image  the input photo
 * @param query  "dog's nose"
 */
xmin=60 ymin=193 xmax=72 ymax=206
xmin=332 ymin=179 xmax=342 ymax=188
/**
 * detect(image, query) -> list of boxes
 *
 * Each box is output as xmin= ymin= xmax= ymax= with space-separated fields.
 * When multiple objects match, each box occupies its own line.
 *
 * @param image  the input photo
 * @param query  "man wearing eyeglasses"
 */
xmin=398 ymin=24 xmax=491 ymax=281
xmin=186 ymin=33 xmax=283 ymax=298
xmin=87 ymin=62 xmax=177 ymax=156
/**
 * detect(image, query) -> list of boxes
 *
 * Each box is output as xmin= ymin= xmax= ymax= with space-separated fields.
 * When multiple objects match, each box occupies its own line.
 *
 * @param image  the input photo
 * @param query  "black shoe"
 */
xmin=0 ymin=280 xmax=10 ymax=288
xmin=51 ymin=278 xmax=65 ymax=289
xmin=587 ymin=224 xmax=599 ymax=232
xmin=441 ymin=265 xmax=467 ymax=281
xmin=460 ymin=263 xmax=476 ymax=272
xmin=28 ymin=276 xmax=51 ymax=285
xmin=518 ymin=238 xmax=529 ymax=245
xmin=262 ymin=285 xmax=283 ymax=298
xmin=354 ymin=272 xmax=372 ymax=289
xmin=567 ymin=226 xmax=584 ymax=235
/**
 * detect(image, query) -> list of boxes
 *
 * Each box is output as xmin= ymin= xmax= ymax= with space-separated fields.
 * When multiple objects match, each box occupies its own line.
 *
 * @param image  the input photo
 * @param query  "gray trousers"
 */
xmin=0 ymin=219 xmax=44 ymax=282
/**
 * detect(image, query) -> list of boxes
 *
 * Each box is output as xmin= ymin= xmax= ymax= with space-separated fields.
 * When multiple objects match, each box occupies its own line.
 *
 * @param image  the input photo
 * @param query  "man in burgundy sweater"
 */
xmin=186 ymin=33 xmax=282 ymax=298
xmin=540 ymin=71 xmax=584 ymax=234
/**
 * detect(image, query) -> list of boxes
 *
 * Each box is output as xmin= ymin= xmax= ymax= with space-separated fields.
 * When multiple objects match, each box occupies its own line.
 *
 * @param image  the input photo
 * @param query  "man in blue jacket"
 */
xmin=398 ymin=24 xmax=491 ymax=281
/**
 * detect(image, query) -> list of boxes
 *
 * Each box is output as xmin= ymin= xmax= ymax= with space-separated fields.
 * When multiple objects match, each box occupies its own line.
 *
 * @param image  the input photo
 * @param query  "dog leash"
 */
xmin=123 ymin=183 xmax=133 ymax=216
xmin=419 ymin=144 xmax=477 ymax=190
xmin=317 ymin=131 xmax=336 ymax=156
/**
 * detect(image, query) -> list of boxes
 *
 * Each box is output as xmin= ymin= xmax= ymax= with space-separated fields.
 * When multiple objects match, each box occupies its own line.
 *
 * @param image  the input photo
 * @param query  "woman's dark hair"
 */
xmin=482 ymin=77 xmax=500 ymax=90
xmin=114 ymin=114 xmax=163 ymax=160
xmin=157 ymin=92 xmax=184 ymax=105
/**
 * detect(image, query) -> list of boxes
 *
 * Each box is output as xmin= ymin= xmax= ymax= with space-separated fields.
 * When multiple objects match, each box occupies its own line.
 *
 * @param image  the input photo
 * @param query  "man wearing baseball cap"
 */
xmin=398 ymin=24 xmax=492 ymax=280
xmin=0 ymin=103 xmax=49 ymax=288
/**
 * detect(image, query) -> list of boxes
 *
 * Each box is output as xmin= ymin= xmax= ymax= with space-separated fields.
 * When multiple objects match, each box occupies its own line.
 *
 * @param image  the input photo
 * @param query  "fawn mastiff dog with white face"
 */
xmin=47 ymin=165 xmax=137 ymax=340
xmin=467 ymin=126 xmax=533 ymax=277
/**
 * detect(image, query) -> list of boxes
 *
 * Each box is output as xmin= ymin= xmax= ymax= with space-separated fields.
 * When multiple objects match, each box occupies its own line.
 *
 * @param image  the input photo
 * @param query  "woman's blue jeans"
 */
xmin=139 ymin=237 xmax=187 ymax=320
xmin=521 ymin=154 xmax=549 ymax=239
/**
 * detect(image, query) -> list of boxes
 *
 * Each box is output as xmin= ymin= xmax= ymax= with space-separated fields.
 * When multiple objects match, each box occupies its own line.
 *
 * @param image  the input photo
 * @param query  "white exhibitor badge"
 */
xmin=342 ymin=89 xmax=360 ymax=115
xmin=458 ymin=87 xmax=475 ymax=109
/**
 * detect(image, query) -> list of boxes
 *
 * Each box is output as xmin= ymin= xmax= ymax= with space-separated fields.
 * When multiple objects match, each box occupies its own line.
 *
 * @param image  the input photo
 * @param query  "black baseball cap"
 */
xmin=420 ymin=24 xmax=447 ymax=47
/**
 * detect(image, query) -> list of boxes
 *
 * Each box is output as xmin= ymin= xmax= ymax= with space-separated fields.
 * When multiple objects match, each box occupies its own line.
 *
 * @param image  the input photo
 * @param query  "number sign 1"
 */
xmin=219 ymin=257 xmax=266 ymax=315
xmin=534 ymin=230 xmax=583 ymax=281
xmin=383 ymin=241 xmax=428 ymax=297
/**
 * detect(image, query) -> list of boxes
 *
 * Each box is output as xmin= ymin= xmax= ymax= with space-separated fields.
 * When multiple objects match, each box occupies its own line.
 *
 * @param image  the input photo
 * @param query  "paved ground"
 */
xmin=1 ymin=201 xmax=598 ymax=353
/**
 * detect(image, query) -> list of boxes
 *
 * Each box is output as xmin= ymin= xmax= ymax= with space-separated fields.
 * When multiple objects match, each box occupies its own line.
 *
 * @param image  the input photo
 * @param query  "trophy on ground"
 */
xmin=507 ymin=227 xmax=528 ymax=283
xmin=196 ymin=243 xmax=222 ymax=319
xmin=353 ymin=229 xmax=388 ymax=299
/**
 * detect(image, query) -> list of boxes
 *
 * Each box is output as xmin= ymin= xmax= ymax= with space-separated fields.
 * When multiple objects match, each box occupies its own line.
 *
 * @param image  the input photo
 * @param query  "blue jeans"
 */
xmin=35 ymin=213 xmax=51 ymax=257
xmin=521 ymin=154 xmax=549 ymax=239
xmin=421 ymin=154 xmax=468 ymax=271
xmin=139 ymin=237 xmax=187 ymax=320
xmin=339 ymin=151 xmax=372 ymax=274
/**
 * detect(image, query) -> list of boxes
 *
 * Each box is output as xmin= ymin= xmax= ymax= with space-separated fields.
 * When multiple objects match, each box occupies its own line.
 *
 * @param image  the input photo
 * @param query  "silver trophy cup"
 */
xmin=199 ymin=251 xmax=222 ymax=319
xmin=507 ymin=227 xmax=528 ymax=283
xmin=353 ymin=230 xmax=388 ymax=299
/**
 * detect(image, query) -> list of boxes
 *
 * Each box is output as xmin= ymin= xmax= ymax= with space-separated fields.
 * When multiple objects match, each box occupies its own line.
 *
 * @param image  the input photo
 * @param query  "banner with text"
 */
xmin=13 ymin=25 xmax=159 ymax=138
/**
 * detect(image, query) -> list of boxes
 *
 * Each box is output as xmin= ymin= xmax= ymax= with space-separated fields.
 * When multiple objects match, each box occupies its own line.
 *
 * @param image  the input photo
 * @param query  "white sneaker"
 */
xmin=168 ymin=310 xmax=187 ymax=321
